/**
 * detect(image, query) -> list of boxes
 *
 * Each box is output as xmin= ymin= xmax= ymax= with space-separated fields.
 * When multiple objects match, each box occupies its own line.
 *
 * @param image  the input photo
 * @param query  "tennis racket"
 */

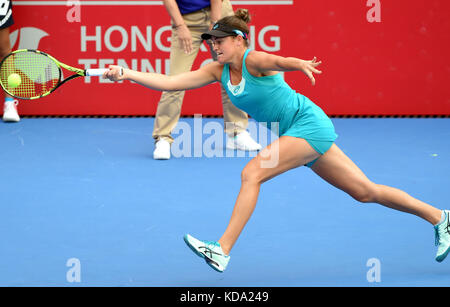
xmin=0 ymin=49 xmax=120 ymax=100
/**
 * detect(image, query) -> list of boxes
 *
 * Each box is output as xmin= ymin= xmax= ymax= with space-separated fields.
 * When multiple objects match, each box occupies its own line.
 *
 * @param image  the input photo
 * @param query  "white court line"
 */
xmin=13 ymin=0 xmax=293 ymax=6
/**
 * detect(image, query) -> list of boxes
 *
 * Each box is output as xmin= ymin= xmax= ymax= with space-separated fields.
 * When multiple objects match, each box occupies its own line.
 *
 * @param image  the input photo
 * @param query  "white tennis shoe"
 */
xmin=435 ymin=210 xmax=450 ymax=262
xmin=153 ymin=138 xmax=171 ymax=160
xmin=226 ymin=130 xmax=261 ymax=151
xmin=183 ymin=234 xmax=230 ymax=273
xmin=3 ymin=100 xmax=20 ymax=122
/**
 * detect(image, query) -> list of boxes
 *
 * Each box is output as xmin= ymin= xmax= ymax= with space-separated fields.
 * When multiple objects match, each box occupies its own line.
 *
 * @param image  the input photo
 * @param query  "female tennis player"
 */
xmin=104 ymin=9 xmax=450 ymax=272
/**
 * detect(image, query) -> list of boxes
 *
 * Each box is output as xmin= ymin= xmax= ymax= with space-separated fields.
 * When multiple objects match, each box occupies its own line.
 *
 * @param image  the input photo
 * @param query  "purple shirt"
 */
xmin=176 ymin=0 xmax=211 ymax=15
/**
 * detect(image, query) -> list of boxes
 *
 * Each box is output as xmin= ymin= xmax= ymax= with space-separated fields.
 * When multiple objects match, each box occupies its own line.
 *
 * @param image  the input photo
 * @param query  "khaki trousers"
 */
xmin=152 ymin=0 xmax=248 ymax=143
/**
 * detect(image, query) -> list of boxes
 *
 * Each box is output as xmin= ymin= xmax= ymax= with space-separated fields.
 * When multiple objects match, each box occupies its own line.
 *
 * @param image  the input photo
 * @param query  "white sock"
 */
xmin=436 ymin=210 xmax=446 ymax=226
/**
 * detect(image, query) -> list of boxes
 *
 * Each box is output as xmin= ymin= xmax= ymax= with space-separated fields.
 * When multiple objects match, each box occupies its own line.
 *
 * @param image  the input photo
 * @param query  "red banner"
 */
xmin=7 ymin=0 xmax=450 ymax=116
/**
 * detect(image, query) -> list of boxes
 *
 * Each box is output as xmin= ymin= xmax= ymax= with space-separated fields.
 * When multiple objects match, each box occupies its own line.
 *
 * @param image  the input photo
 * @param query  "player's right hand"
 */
xmin=104 ymin=65 xmax=125 ymax=82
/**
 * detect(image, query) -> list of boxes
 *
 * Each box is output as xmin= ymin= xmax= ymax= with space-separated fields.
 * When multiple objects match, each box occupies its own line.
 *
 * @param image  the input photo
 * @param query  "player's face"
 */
xmin=211 ymin=36 xmax=235 ymax=64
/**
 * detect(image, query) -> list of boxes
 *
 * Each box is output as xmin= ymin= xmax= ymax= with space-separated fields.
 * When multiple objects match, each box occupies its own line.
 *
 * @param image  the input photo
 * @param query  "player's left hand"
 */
xmin=301 ymin=57 xmax=322 ymax=86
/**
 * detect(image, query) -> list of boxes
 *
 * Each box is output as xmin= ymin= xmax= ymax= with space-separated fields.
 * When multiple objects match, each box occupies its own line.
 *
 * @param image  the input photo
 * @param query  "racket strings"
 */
xmin=0 ymin=51 xmax=60 ymax=99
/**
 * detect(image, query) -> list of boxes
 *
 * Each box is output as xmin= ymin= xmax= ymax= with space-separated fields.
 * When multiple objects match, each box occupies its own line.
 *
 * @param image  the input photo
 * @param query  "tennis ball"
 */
xmin=8 ymin=73 xmax=21 ymax=88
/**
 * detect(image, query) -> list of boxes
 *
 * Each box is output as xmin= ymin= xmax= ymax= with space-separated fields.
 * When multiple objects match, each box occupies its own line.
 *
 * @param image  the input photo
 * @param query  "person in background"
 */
xmin=1 ymin=0 xmax=19 ymax=123
xmin=152 ymin=0 xmax=261 ymax=159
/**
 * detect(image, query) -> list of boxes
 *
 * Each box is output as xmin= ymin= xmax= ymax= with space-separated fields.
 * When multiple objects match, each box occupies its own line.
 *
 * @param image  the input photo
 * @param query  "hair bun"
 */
xmin=235 ymin=8 xmax=251 ymax=23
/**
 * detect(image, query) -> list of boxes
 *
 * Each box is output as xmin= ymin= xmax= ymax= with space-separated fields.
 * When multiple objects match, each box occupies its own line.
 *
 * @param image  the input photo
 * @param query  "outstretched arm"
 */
xmin=246 ymin=50 xmax=322 ymax=85
xmin=104 ymin=62 xmax=221 ymax=91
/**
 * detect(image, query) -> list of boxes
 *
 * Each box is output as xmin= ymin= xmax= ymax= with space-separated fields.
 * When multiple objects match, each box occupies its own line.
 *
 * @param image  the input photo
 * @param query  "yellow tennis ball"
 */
xmin=8 ymin=73 xmax=21 ymax=88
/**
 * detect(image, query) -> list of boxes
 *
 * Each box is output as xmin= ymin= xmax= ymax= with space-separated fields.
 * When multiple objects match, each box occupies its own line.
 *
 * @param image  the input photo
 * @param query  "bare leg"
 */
xmin=311 ymin=144 xmax=442 ymax=225
xmin=218 ymin=136 xmax=320 ymax=255
xmin=218 ymin=140 xmax=442 ymax=256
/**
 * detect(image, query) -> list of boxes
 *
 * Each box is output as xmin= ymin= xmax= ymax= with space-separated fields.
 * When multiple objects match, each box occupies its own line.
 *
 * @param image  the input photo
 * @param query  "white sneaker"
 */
xmin=435 ymin=210 xmax=450 ymax=262
xmin=153 ymin=138 xmax=171 ymax=160
xmin=183 ymin=234 xmax=230 ymax=273
xmin=3 ymin=100 xmax=20 ymax=122
xmin=226 ymin=131 xmax=262 ymax=151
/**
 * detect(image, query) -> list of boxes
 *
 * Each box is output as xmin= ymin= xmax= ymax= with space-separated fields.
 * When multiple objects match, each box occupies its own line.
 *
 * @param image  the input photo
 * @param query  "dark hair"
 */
xmin=219 ymin=9 xmax=251 ymax=36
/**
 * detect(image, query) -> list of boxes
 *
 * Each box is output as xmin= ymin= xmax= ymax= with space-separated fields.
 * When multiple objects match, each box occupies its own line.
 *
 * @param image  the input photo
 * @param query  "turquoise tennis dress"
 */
xmin=221 ymin=49 xmax=337 ymax=167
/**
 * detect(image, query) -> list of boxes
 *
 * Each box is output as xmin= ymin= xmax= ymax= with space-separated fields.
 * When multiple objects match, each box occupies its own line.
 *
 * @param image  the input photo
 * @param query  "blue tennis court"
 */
xmin=0 ymin=117 xmax=449 ymax=286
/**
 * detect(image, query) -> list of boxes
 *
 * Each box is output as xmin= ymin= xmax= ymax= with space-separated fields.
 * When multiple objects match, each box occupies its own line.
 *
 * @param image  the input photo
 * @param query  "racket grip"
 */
xmin=85 ymin=68 xmax=108 ymax=76
xmin=85 ymin=68 xmax=124 ymax=76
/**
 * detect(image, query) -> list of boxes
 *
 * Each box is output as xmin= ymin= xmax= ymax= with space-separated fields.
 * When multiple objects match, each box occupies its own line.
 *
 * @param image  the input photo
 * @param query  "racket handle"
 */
xmin=85 ymin=68 xmax=124 ymax=76
xmin=85 ymin=68 xmax=108 ymax=76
